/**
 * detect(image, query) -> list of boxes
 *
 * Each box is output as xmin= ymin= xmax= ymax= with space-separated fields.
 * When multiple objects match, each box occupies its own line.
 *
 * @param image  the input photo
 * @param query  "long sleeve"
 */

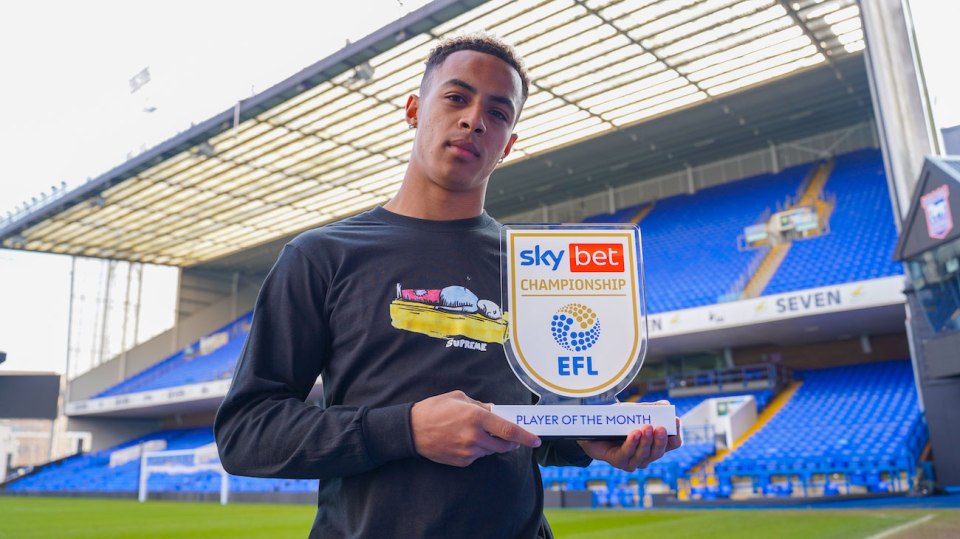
xmin=214 ymin=245 xmax=417 ymax=480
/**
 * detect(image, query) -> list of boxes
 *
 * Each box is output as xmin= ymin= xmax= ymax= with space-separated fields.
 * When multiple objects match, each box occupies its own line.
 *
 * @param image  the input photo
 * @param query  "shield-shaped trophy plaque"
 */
xmin=492 ymin=224 xmax=676 ymax=439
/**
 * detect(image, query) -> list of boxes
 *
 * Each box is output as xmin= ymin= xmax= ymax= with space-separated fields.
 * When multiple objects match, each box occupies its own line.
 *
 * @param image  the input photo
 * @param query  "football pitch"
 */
xmin=1 ymin=497 xmax=957 ymax=538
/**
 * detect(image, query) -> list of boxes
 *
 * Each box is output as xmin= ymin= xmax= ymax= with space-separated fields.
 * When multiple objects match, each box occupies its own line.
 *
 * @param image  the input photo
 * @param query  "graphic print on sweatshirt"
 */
xmin=389 ymin=283 xmax=506 ymax=350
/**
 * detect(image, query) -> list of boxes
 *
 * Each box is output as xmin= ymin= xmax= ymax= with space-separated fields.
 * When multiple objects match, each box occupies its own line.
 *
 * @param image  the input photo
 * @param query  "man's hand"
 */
xmin=577 ymin=404 xmax=682 ymax=472
xmin=411 ymin=390 xmax=542 ymax=467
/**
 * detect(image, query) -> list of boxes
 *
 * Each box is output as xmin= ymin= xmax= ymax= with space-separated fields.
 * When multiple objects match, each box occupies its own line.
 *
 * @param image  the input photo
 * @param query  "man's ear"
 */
xmin=502 ymin=133 xmax=519 ymax=159
xmin=405 ymin=95 xmax=419 ymax=128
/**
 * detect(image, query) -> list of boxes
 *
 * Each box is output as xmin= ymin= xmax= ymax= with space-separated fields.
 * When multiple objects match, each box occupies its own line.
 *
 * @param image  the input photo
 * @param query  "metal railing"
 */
xmin=719 ymin=242 xmax=771 ymax=303
xmin=0 ymin=182 xmax=71 ymax=230
xmin=666 ymin=364 xmax=789 ymax=393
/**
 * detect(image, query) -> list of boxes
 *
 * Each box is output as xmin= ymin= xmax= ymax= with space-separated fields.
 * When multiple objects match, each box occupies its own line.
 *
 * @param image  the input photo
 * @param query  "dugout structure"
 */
xmin=896 ymin=156 xmax=960 ymax=488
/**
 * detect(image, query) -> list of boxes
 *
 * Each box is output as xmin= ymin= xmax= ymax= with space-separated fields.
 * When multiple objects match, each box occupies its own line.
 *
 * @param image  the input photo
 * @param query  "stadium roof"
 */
xmin=1 ymin=0 xmax=868 ymax=266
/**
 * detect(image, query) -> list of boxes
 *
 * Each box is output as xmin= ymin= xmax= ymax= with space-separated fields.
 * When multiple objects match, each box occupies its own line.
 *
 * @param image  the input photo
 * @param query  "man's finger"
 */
xmin=665 ymin=417 xmax=682 ymax=451
xmin=646 ymin=427 xmax=669 ymax=464
xmin=611 ymin=430 xmax=641 ymax=469
xmin=636 ymin=428 xmax=663 ymax=469
xmin=479 ymin=412 xmax=541 ymax=448
xmin=627 ymin=426 xmax=654 ymax=469
xmin=620 ymin=430 xmax=641 ymax=459
xmin=474 ymin=432 xmax=520 ymax=454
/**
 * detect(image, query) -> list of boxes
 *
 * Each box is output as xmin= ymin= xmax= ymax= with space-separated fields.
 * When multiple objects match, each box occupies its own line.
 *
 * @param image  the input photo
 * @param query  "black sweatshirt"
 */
xmin=214 ymin=207 xmax=591 ymax=539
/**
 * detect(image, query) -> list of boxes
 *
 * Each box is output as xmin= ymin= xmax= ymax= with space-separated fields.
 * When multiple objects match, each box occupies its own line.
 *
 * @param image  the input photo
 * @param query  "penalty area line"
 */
xmin=865 ymin=513 xmax=936 ymax=539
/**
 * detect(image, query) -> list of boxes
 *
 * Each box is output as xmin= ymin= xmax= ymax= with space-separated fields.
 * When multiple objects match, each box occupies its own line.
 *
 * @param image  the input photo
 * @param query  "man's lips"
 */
xmin=447 ymin=140 xmax=480 ymax=159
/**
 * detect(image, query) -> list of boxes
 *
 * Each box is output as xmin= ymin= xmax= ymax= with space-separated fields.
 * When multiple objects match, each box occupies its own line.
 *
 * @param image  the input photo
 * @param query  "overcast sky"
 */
xmin=1 ymin=0 xmax=957 ymax=377
xmin=0 ymin=0 xmax=429 ymax=376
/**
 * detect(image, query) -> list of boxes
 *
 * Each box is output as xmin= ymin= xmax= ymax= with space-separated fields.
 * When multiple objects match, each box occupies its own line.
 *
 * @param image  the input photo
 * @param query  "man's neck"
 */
xmin=384 ymin=179 xmax=486 ymax=221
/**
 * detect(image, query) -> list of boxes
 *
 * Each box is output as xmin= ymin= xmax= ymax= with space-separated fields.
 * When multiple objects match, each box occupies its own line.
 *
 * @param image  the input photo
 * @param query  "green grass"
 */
xmin=0 ymin=497 xmax=956 ymax=538
xmin=0 ymin=498 xmax=314 ymax=539
xmin=544 ymin=509 xmax=959 ymax=539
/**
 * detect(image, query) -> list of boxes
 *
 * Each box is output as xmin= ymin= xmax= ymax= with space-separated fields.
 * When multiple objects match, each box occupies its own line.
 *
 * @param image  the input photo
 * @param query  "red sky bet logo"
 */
xmin=569 ymin=243 xmax=624 ymax=272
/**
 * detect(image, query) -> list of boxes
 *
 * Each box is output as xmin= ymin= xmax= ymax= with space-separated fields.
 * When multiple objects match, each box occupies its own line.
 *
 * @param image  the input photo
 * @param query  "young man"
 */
xmin=215 ymin=34 xmax=680 ymax=538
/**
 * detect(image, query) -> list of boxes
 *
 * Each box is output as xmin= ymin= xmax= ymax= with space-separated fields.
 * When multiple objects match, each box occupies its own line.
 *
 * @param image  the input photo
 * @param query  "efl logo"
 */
xmin=569 ymin=243 xmax=624 ymax=273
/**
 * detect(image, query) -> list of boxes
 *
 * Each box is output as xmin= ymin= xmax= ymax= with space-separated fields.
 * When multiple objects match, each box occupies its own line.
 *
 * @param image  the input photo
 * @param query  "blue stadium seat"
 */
xmin=579 ymin=149 xmax=901 ymax=311
xmin=763 ymin=149 xmax=903 ymax=295
xmin=627 ymin=162 xmax=812 ymax=312
xmin=540 ymin=388 xmax=774 ymax=494
xmin=95 ymin=313 xmax=253 ymax=398
xmin=582 ymin=203 xmax=647 ymax=224
xmin=716 ymin=360 xmax=925 ymax=492
xmin=6 ymin=426 xmax=320 ymax=495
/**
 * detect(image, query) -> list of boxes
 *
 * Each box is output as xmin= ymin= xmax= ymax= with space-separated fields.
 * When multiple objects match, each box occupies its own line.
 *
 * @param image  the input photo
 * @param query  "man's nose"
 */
xmin=459 ymin=106 xmax=485 ymax=134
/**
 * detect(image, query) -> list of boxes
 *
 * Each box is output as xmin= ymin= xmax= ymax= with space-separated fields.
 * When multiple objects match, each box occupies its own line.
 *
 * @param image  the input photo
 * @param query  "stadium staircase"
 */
xmin=575 ymin=149 xmax=898 ymax=312
xmin=549 ymin=366 xmax=784 ymax=507
xmin=640 ymin=162 xmax=812 ymax=312
xmin=711 ymin=360 xmax=925 ymax=498
xmin=580 ymin=150 xmax=899 ymax=311
xmin=761 ymin=149 xmax=902 ymax=295
xmin=684 ymin=381 xmax=803 ymax=495
xmin=741 ymin=244 xmax=791 ymax=299
xmin=630 ymin=202 xmax=654 ymax=224
xmin=740 ymin=160 xmax=834 ymax=299
xmin=798 ymin=162 xmax=837 ymax=232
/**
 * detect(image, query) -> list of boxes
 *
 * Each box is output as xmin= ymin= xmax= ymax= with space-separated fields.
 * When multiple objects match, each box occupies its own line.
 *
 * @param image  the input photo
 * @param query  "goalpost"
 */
xmin=138 ymin=443 xmax=229 ymax=505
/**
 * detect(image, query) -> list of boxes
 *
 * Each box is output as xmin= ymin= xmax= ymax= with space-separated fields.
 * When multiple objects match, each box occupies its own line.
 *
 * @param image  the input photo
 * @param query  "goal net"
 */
xmin=138 ymin=442 xmax=229 ymax=504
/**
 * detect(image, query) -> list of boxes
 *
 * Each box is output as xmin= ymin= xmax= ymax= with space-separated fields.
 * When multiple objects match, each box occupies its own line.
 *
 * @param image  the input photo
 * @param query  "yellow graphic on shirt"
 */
xmin=390 ymin=284 xmax=507 ymax=344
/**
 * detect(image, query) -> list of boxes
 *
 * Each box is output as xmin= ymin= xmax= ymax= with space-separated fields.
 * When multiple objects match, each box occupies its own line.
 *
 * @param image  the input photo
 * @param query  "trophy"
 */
xmin=491 ymin=224 xmax=676 ymax=439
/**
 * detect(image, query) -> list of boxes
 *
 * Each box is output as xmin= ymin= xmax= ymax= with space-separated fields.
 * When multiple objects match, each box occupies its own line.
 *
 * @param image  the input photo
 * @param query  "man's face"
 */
xmin=405 ymin=50 xmax=523 ymax=196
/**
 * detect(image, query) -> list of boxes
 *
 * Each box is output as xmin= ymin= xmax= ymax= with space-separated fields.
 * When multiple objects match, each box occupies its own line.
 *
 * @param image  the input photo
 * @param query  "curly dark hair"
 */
xmin=421 ymin=33 xmax=530 ymax=105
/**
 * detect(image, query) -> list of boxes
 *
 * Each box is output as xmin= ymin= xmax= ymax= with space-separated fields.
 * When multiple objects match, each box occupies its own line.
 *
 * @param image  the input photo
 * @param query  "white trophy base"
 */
xmin=491 ymin=404 xmax=677 ymax=439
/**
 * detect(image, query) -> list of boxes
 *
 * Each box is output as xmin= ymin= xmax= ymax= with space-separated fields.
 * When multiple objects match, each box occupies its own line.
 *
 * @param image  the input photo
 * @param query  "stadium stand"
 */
xmin=542 ymin=387 xmax=776 ymax=507
xmin=640 ymin=162 xmax=812 ymax=313
xmin=94 ymin=314 xmax=251 ymax=398
xmin=762 ymin=149 xmax=903 ymax=295
xmin=4 ymin=0 xmax=949 ymax=514
xmin=80 ymin=150 xmax=903 ymax=408
xmin=7 ymin=361 xmax=927 ymax=506
xmin=575 ymin=149 xmax=902 ymax=313
xmin=639 ymin=390 xmax=772 ymax=419
xmin=581 ymin=203 xmax=647 ymax=224
xmin=7 ymin=153 xmax=920 ymax=505
xmin=538 ymin=361 xmax=927 ymax=505
xmin=6 ymin=426 xmax=318 ymax=495
xmin=714 ymin=359 xmax=925 ymax=497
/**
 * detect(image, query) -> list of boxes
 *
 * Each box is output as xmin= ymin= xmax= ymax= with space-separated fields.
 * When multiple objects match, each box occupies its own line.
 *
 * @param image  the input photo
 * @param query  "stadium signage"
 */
xmin=921 ymin=184 xmax=953 ymax=240
xmin=66 ymin=379 xmax=233 ymax=416
xmin=518 ymin=243 xmax=625 ymax=272
xmin=775 ymin=290 xmax=842 ymax=312
xmin=647 ymin=276 xmax=904 ymax=338
xmin=64 ymin=279 xmax=901 ymax=419
xmin=494 ymin=225 xmax=676 ymax=438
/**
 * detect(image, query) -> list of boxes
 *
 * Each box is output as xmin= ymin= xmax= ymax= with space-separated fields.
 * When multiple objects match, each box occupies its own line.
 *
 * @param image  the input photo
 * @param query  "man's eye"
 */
xmin=446 ymin=94 xmax=465 ymax=103
xmin=491 ymin=110 xmax=508 ymax=121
